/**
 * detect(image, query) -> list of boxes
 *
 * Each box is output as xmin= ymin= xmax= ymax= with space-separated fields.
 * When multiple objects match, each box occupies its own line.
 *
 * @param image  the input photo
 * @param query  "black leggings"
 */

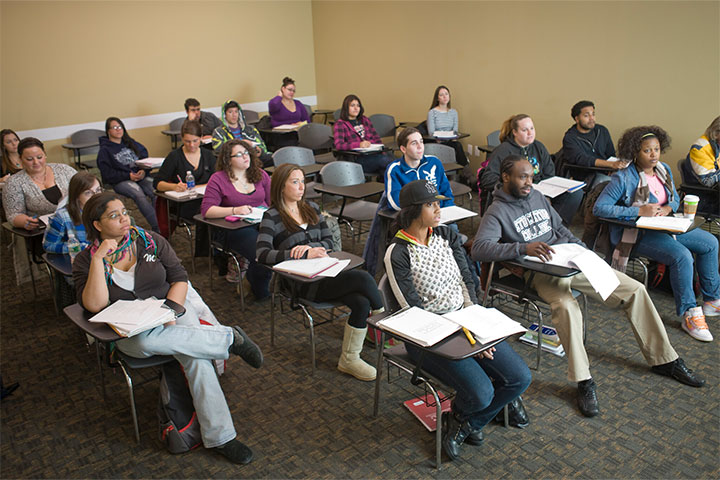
xmin=311 ymin=270 xmax=383 ymax=328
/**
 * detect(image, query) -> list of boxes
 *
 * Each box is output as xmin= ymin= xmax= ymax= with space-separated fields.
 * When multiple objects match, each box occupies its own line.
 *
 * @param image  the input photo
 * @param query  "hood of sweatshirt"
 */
xmin=220 ymin=99 xmax=248 ymax=130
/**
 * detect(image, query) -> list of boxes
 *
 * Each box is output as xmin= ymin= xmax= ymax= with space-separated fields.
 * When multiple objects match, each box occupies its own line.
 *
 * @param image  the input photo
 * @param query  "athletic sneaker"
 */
xmin=681 ymin=307 xmax=713 ymax=342
xmin=702 ymin=299 xmax=720 ymax=317
xmin=226 ymin=259 xmax=240 ymax=283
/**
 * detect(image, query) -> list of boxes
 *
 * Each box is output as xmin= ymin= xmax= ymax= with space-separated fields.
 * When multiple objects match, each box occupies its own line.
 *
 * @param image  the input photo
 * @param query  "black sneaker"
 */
xmin=651 ymin=358 xmax=705 ymax=387
xmin=577 ymin=378 xmax=599 ymax=417
xmin=214 ymin=439 xmax=253 ymax=465
xmin=229 ymin=326 xmax=263 ymax=369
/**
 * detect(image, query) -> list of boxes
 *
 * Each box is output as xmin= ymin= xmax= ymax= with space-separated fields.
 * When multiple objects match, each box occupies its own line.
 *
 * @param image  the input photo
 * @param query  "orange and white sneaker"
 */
xmin=702 ymin=299 xmax=720 ymax=317
xmin=682 ymin=307 xmax=713 ymax=342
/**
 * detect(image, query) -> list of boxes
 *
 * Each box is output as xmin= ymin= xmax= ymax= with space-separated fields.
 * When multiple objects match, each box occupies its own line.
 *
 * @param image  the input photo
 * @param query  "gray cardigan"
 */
xmin=2 ymin=163 xmax=77 ymax=223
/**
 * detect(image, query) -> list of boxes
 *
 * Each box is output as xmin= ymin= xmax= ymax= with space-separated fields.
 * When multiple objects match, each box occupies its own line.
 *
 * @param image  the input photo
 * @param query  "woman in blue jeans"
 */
xmin=594 ymin=125 xmax=720 ymax=342
xmin=96 ymin=117 xmax=159 ymax=231
xmin=384 ymin=179 xmax=531 ymax=461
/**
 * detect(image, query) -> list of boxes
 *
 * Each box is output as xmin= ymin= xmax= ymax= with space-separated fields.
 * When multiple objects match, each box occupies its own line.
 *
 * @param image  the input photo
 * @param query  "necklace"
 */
xmin=29 ymin=166 xmax=48 ymax=188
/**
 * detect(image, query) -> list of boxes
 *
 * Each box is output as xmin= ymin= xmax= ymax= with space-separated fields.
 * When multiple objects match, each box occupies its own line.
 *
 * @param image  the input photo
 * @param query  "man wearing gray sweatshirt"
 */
xmin=472 ymin=155 xmax=704 ymax=418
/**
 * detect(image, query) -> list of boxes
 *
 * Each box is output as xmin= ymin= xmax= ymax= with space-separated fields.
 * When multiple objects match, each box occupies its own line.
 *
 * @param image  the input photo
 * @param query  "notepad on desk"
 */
xmin=227 ymin=206 xmax=268 ymax=224
xmin=439 ymin=206 xmax=477 ymax=225
xmin=163 ymin=185 xmax=206 ymax=199
xmin=135 ymin=157 xmax=165 ymax=169
xmin=636 ymin=216 xmax=692 ymax=233
xmin=273 ymin=256 xmax=340 ymax=278
xmin=534 ymin=177 xmax=586 ymax=198
xmin=272 ymin=121 xmax=307 ymax=132
xmin=432 ymin=131 xmax=458 ymax=139
xmin=352 ymin=144 xmax=384 ymax=153
xmin=88 ymin=298 xmax=175 ymax=337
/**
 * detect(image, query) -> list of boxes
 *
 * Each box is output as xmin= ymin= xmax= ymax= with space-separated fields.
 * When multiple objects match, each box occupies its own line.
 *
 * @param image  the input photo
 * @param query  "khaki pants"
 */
xmin=528 ymin=270 xmax=678 ymax=382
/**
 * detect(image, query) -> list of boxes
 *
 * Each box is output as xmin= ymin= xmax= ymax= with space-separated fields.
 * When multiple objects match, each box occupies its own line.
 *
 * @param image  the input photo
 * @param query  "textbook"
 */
xmin=636 ymin=216 xmax=692 ymax=233
xmin=377 ymin=305 xmax=525 ymax=347
xmin=135 ymin=157 xmax=165 ymax=169
xmin=88 ymin=298 xmax=175 ymax=337
xmin=524 ymin=243 xmax=620 ymax=301
xmin=519 ymin=324 xmax=566 ymax=357
xmin=534 ymin=176 xmax=586 ymax=198
xmin=272 ymin=256 xmax=340 ymax=278
xmin=403 ymin=393 xmax=452 ymax=432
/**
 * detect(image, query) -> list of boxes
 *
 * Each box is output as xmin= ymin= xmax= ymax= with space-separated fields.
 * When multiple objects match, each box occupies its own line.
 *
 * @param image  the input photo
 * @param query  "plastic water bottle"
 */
xmin=185 ymin=171 xmax=195 ymax=190
xmin=67 ymin=232 xmax=82 ymax=262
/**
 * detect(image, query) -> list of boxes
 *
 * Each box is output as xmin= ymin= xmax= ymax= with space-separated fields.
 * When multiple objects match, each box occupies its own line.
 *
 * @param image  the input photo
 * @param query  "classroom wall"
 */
xmin=311 ymin=0 xmax=720 ymax=176
xmin=0 ymin=0 xmax=317 ymax=162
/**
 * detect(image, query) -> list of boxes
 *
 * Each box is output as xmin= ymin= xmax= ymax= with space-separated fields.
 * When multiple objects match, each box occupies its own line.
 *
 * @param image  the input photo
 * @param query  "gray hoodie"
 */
xmin=472 ymin=185 xmax=584 ymax=262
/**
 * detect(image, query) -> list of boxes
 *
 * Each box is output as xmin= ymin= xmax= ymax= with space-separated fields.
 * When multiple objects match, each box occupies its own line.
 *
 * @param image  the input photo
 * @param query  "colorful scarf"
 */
xmin=611 ymin=163 xmax=673 ymax=272
xmin=90 ymin=226 xmax=156 ymax=285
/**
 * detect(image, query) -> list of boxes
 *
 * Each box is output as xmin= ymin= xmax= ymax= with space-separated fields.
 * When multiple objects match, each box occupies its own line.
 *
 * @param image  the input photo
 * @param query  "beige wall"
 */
xmin=312 ymin=0 xmax=720 ymax=175
xmin=1 ymin=0 xmax=317 ymax=161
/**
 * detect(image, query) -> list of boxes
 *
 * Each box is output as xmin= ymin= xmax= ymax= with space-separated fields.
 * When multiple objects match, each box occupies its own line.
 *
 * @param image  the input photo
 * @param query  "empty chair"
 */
xmin=243 ymin=109 xmax=260 ymax=125
xmin=63 ymin=129 xmax=105 ymax=169
xmin=303 ymin=104 xmax=313 ymax=120
xmin=487 ymin=129 xmax=501 ymax=148
xmin=161 ymin=117 xmax=185 ymax=149
xmin=333 ymin=108 xmax=342 ymax=122
xmin=319 ymin=161 xmax=379 ymax=248
xmin=298 ymin=123 xmax=335 ymax=164
xmin=369 ymin=113 xmax=398 ymax=151
xmin=272 ymin=146 xmax=320 ymax=200
xmin=424 ymin=143 xmax=472 ymax=208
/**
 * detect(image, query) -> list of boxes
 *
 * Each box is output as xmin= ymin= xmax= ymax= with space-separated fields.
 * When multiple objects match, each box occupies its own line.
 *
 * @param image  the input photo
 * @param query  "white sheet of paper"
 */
xmin=273 ymin=256 xmax=339 ymax=278
xmin=442 ymin=305 xmax=526 ymax=344
xmin=352 ymin=144 xmax=384 ymax=152
xmin=433 ymin=131 xmax=457 ymax=139
xmin=135 ymin=157 xmax=164 ymax=169
xmin=316 ymin=258 xmax=350 ymax=277
xmin=377 ymin=306 xmax=460 ymax=347
xmin=636 ymin=216 xmax=692 ymax=233
xmin=534 ymin=177 xmax=586 ymax=198
xmin=440 ymin=206 xmax=477 ymax=225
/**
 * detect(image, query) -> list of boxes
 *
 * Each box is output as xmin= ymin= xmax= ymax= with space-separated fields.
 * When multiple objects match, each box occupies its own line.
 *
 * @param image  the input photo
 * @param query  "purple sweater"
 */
xmin=200 ymin=169 xmax=271 ymax=217
xmin=268 ymin=96 xmax=310 ymax=127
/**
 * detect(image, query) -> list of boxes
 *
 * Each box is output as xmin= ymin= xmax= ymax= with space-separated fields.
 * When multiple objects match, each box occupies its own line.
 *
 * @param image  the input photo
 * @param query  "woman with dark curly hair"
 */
xmin=200 ymin=139 xmax=272 ymax=296
xmin=594 ymin=126 xmax=720 ymax=342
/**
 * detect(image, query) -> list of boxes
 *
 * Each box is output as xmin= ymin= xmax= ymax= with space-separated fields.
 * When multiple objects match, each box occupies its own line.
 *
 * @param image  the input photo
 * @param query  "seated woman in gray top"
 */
xmin=427 ymin=85 xmax=468 ymax=166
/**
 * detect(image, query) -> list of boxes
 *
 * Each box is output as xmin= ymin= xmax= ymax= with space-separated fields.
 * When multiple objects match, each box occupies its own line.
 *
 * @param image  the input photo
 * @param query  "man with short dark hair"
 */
xmin=211 ymin=100 xmax=272 ymax=166
xmin=472 ymin=155 xmax=705 ymax=418
xmin=184 ymin=98 xmax=222 ymax=138
xmin=562 ymin=101 xmax=626 ymax=183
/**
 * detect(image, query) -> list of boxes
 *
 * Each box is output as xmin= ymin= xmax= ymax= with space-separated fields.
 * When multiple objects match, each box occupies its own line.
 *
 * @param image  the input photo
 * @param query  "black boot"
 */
xmin=494 ymin=396 xmax=530 ymax=428
xmin=441 ymin=411 xmax=471 ymax=460
xmin=577 ymin=378 xmax=599 ymax=417
xmin=464 ymin=428 xmax=484 ymax=446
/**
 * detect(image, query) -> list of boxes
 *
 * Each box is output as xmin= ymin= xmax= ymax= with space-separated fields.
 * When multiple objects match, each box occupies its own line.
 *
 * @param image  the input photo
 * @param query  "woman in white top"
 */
xmin=427 ymin=85 xmax=468 ymax=166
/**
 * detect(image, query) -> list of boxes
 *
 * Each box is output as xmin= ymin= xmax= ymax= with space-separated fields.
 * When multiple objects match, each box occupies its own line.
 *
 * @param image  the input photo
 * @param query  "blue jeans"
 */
xmin=215 ymin=225 xmax=272 ymax=298
xmin=405 ymin=340 xmax=531 ymax=431
xmin=116 ymin=300 xmax=236 ymax=448
xmin=113 ymin=177 xmax=158 ymax=231
xmin=634 ymin=228 xmax=720 ymax=315
xmin=355 ymin=153 xmax=394 ymax=177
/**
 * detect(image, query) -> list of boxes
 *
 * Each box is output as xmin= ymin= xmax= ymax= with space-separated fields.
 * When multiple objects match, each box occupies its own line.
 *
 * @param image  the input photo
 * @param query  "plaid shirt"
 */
xmin=333 ymin=116 xmax=382 ymax=151
xmin=42 ymin=206 xmax=88 ymax=255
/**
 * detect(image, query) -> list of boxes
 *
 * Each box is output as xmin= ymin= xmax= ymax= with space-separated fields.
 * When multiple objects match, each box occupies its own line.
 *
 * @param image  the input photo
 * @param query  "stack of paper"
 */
xmin=273 ymin=256 xmax=339 ymax=278
xmin=519 ymin=323 xmax=565 ymax=357
xmin=352 ymin=144 xmax=384 ymax=152
xmin=228 ymin=206 xmax=268 ymax=224
xmin=534 ymin=177 xmax=586 ymax=198
xmin=163 ymin=185 xmax=206 ymax=199
xmin=433 ymin=131 xmax=457 ymax=139
xmin=273 ymin=121 xmax=307 ymax=132
xmin=135 ymin=157 xmax=165 ymax=169
xmin=88 ymin=298 xmax=175 ymax=337
xmin=636 ymin=216 xmax=692 ymax=233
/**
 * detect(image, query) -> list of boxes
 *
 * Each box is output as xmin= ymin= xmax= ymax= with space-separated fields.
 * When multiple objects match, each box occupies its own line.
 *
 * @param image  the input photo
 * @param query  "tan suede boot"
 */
xmin=337 ymin=323 xmax=377 ymax=381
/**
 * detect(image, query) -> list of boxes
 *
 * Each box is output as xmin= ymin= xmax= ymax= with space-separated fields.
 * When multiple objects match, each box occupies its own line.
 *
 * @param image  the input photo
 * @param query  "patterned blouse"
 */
xmin=1 ymin=163 xmax=77 ymax=223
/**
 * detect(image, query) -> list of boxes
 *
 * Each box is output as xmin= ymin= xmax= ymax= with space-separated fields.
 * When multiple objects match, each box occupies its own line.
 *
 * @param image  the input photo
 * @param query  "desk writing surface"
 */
xmin=313 ymin=182 xmax=384 ymax=199
xmin=507 ymin=257 xmax=580 ymax=278
xmin=442 ymin=162 xmax=462 ymax=174
xmin=155 ymin=190 xmax=204 ymax=203
xmin=599 ymin=215 xmax=704 ymax=234
xmin=2 ymin=222 xmax=45 ymax=238
xmin=191 ymin=213 xmax=252 ymax=231
xmin=269 ymin=251 xmax=363 ymax=284
xmin=64 ymin=303 xmax=122 ymax=343
xmin=43 ymin=253 xmax=73 ymax=277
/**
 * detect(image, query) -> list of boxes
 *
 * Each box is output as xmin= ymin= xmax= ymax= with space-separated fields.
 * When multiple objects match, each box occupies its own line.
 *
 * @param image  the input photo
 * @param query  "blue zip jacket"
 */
xmin=384 ymin=155 xmax=454 ymax=211
xmin=593 ymin=161 xmax=679 ymax=245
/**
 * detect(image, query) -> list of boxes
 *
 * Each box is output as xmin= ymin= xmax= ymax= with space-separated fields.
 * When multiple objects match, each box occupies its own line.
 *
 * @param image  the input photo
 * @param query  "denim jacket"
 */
xmin=593 ymin=161 xmax=679 ymax=244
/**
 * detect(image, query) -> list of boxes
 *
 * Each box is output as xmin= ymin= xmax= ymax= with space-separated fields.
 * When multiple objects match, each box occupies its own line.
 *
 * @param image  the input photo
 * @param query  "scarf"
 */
xmin=89 ymin=226 xmax=156 ymax=285
xmin=611 ymin=163 xmax=673 ymax=272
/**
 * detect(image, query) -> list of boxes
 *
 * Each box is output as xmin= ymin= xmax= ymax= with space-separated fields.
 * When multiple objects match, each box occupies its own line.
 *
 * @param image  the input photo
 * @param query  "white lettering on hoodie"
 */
xmin=513 ymin=208 xmax=551 ymax=241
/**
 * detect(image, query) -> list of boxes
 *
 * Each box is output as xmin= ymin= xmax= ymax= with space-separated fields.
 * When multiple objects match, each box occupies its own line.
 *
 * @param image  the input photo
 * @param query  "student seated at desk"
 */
xmin=97 ymin=117 xmax=158 ymax=232
xmin=43 ymin=172 xmax=100 ymax=254
xmin=268 ymin=77 xmax=309 ymax=148
xmin=594 ymin=126 xmax=720 ymax=342
xmin=184 ymin=97 xmax=222 ymax=140
xmin=72 ymin=192 xmax=263 ymax=465
xmin=256 ymin=164 xmax=384 ymax=381
xmin=684 ymin=115 xmax=720 ymax=213
xmin=473 ymin=155 xmax=705 ymax=418
xmin=201 ymin=140 xmax=272 ymax=296
xmin=479 ymin=114 xmax=583 ymax=225
xmin=384 ymin=180 xmax=531 ymax=461
xmin=211 ymin=100 xmax=273 ymax=167
xmin=362 ymin=127 xmax=455 ymax=276
xmin=333 ymin=94 xmax=393 ymax=176
xmin=427 ymin=85 xmax=468 ymax=166
xmin=1 ymin=129 xmax=22 ymax=182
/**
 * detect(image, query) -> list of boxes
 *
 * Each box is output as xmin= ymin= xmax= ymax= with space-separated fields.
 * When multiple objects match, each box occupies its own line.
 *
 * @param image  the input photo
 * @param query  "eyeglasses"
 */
xmin=81 ymin=187 xmax=103 ymax=196
xmin=109 ymin=125 xmax=123 ymax=130
xmin=232 ymin=151 xmax=250 ymax=158
xmin=102 ymin=209 xmax=129 ymax=221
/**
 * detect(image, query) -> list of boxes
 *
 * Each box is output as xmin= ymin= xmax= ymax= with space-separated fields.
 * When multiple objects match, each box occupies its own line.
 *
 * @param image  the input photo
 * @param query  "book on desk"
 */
xmin=87 ymin=298 xmax=175 ymax=337
xmin=533 ymin=176 xmax=586 ymax=198
xmin=272 ymin=256 xmax=347 ymax=278
xmin=162 ymin=184 xmax=206 ymax=200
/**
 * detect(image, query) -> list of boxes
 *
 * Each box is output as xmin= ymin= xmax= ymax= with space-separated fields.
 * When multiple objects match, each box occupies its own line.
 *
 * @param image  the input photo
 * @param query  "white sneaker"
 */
xmin=702 ymin=299 xmax=720 ymax=317
xmin=681 ymin=307 xmax=713 ymax=342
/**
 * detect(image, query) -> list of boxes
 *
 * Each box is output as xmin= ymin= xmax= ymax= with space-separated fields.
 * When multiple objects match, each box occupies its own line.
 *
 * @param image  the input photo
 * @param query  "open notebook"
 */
xmin=88 ymin=298 xmax=175 ymax=337
xmin=272 ymin=256 xmax=340 ymax=278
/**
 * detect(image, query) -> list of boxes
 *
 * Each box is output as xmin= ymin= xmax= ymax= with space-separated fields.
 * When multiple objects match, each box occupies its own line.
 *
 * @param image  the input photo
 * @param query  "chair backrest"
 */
xmin=70 ymin=129 xmax=105 ymax=155
xmin=378 ymin=274 xmax=401 ymax=314
xmin=169 ymin=117 xmax=185 ymax=130
xmin=487 ymin=129 xmax=501 ymax=147
xmin=298 ymin=123 xmax=333 ymax=151
xmin=243 ymin=109 xmax=260 ymax=124
xmin=678 ymin=156 xmax=699 ymax=185
xmin=369 ymin=114 xmax=397 ymax=138
xmin=423 ymin=143 xmax=455 ymax=164
xmin=319 ymin=160 xmax=366 ymax=187
xmin=303 ymin=103 xmax=313 ymax=119
xmin=272 ymin=146 xmax=315 ymax=167
xmin=333 ymin=108 xmax=342 ymax=122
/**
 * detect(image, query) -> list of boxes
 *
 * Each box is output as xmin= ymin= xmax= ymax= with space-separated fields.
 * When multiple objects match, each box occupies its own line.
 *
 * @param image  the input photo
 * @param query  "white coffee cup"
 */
xmin=683 ymin=195 xmax=700 ymax=219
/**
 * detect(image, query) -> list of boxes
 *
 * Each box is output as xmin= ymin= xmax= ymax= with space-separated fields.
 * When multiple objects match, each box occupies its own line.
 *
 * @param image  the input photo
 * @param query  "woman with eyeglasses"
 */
xmin=97 ymin=117 xmax=159 ymax=232
xmin=201 ymin=139 xmax=272 ymax=296
xmin=43 ymin=172 xmax=101 ymax=254
xmin=72 ymin=191 xmax=263 ymax=465
xmin=268 ymin=77 xmax=309 ymax=148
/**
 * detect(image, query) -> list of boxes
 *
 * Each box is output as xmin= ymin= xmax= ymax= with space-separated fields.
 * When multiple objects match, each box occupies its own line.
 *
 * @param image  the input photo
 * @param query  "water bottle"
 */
xmin=185 ymin=170 xmax=195 ymax=190
xmin=67 ymin=231 xmax=82 ymax=262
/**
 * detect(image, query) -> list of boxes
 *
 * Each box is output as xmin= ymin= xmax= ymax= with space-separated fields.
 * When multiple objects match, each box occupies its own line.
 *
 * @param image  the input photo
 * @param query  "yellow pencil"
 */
xmin=463 ymin=327 xmax=476 ymax=345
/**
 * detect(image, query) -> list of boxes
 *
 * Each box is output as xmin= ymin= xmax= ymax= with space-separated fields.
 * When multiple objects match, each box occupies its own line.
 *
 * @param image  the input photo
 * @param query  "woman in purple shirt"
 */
xmin=201 ymin=139 xmax=272 ymax=297
xmin=268 ymin=77 xmax=310 ymax=148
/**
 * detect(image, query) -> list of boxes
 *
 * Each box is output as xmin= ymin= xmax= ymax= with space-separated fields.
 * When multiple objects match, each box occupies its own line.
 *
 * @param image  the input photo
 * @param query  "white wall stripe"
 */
xmin=15 ymin=96 xmax=318 ymax=142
